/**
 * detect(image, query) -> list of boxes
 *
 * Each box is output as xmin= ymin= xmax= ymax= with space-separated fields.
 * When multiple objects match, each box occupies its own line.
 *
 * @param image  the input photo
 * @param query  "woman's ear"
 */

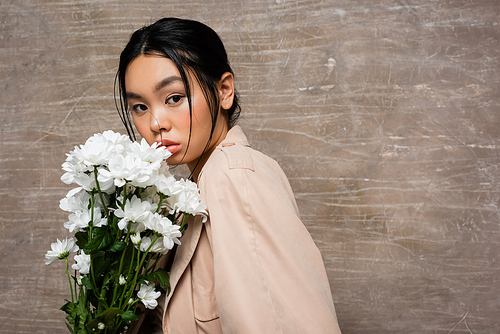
xmin=219 ymin=72 xmax=235 ymax=110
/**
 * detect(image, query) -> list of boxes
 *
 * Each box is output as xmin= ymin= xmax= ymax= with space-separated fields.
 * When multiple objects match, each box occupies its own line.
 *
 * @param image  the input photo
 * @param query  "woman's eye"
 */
xmin=166 ymin=95 xmax=183 ymax=104
xmin=132 ymin=104 xmax=148 ymax=113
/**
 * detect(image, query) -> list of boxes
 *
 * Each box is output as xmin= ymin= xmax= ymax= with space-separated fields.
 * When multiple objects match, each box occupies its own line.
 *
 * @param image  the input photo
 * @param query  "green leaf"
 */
xmin=110 ymin=241 xmax=127 ymax=252
xmin=75 ymin=298 xmax=89 ymax=319
xmin=153 ymin=268 xmax=170 ymax=288
xmin=81 ymin=276 xmax=94 ymax=290
xmin=119 ymin=243 xmax=137 ymax=275
xmin=85 ymin=227 xmax=113 ymax=253
xmin=143 ymin=268 xmax=170 ymax=293
xmin=103 ymin=308 xmax=123 ymax=324
xmin=60 ymin=300 xmax=76 ymax=314
xmin=120 ymin=310 xmax=139 ymax=322
xmin=61 ymin=300 xmax=80 ymax=325
xmin=92 ymin=252 xmax=110 ymax=278
xmin=76 ymin=327 xmax=88 ymax=334
xmin=73 ymin=293 xmax=89 ymax=334
xmin=74 ymin=231 xmax=89 ymax=249
xmin=65 ymin=322 xmax=75 ymax=334
xmin=61 ymin=301 xmax=78 ymax=328
xmin=87 ymin=308 xmax=124 ymax=330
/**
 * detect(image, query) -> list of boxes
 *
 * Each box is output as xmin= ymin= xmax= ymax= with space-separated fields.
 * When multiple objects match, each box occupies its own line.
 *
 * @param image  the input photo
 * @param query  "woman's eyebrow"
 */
xmin=125 ymin=91 xmax=142 ymax=99
xmin=155 ymin=76 xmax=182 ymax=92
xmin=125 ymin=76 xmax=182 ymax=100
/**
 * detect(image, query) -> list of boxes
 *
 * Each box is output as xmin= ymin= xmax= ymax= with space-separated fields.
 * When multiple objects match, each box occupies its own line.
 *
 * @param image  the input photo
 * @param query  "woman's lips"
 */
xmin=165 ymin=144 xmax=180 ymax=154
xmin=156 ymin=139 xmax=181 ymax=154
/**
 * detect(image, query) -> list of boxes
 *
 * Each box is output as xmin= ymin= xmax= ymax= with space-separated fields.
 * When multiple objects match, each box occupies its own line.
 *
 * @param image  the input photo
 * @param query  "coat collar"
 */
xmin=196 ymin=125 xmax=250 ymax=181
xmin=217 ymin=125 xmax=250 ymax=148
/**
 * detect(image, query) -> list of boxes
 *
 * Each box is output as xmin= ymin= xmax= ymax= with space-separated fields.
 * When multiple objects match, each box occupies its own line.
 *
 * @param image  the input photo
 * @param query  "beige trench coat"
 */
xmin=134 ymin=126 xmax=341 ymax=334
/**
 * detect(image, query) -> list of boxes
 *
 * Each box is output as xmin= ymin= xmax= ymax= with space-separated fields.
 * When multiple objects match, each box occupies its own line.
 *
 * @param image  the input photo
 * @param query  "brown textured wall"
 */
xmin=1 ymin=1 xmax=499 ymax=333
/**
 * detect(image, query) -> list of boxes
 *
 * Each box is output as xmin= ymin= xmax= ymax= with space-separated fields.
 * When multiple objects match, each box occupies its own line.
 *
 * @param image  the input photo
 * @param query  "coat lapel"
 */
xmin=164 ymin=214 xmax=203 ymax=307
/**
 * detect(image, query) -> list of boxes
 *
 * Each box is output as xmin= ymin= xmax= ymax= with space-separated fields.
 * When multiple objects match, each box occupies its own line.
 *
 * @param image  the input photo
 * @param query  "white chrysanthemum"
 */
xmin=114 ymin=195 xmax=155 ymax=230
xmin=129 ymin=139 xmax=171 ymax=167
xmin=64 ymin=207 xmax=107 ymax=232
xmin=144 ymin=213 xmax=182 ymax=250
xmin=158 ymin=160 xmax=171 ymax=176
xmin=45 ymin=238 xmax=79 ymax=265
xmin=97 ymin=139 xmax=170 ymax=188
xmin=137 ymin=282 xmax=161 ymax=309
xmin=59 ymin=188 xmax=109 ymax=213
xmin=167 ymin=179 xmax=207 ymax=221
xmin=139 ymin=236 xmax=169 ymax=254
xmin=140 ymin=185 xmax=161 ymax=207
xmin=129 ymin=221 xmax=145 ymax=245
xmin=61 ymin=153 xmax=91 ymax=185
xmin=155 ymin=173 xmax=177 ymax=197
xmin=60 ymin=189 xmax=91 ymax=213
xmin=98 ymin=153 xmax=154 ymax=188
xmin=101 ymin=130 xmax=131 ymax=149
xmin=61 ymin=131 xmax=129 ymax=188
xmin=71 ymin=172 xmax=96 ymax=190
xmin=63 ymin=169 xmax=115 ymax=194
xmin=72 ymin=251 xmax=91 ymax=274
xmin=72 ymin=132 xmax=123 ymax=167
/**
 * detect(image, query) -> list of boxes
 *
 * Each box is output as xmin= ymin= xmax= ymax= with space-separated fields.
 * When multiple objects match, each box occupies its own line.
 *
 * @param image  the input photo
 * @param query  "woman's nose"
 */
xmin=149 ymin=107 xmax=170 ymax=133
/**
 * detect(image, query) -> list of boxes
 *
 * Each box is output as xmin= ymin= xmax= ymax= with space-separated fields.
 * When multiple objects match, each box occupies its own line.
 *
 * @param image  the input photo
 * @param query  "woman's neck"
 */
xmin=188 ymin=124 xmax=228 ymax=182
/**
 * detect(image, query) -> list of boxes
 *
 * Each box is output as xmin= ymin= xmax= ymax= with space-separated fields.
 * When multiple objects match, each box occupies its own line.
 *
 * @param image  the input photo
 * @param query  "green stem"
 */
xmin=179 ymin=214 xmax=188 ymax=231
xmin=123 ymin=183 xmax=127 ymax=209
xmin=112 ymin=221 xmax=132 ymax=305
xmin=146 ymin=254 xmax=161 ymax=274
xmin=156 ymin=194 xmax=166 ymax=213
xmin=89 ymin=191 xmax=95 ymax=241
xmin=73 ymin=269 xmax=77 ymax=303
xmin=118 ymin=239 xmax=138 ymax=305
xmin=123 ymin=246 xmax=143 ymax=308
xmin=124 ymin=298 xmax=140 ymax=312
xmin=121 ymin=235 xmax=159 ymax=309
xmin=65 ymin=258 xmax=74 ymax=303
xmin=88 ymin=192 xmax=99 ymax=301
xmin=93 ymin=166 xmax=110 ymax=221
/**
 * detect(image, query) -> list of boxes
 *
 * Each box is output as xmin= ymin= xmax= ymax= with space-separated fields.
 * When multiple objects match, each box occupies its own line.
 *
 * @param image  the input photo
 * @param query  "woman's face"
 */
xmin=125 ymin=54 xmax=229 ymax=175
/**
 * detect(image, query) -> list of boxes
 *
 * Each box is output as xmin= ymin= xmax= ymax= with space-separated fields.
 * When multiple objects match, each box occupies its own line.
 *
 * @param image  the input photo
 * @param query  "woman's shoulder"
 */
xmin=198 ymin=127 xmax=300 ymax=216
xmin=202 ymin=126 xmax=280 ymax=175
xmin=200 ymin=141 xmax=294 ymax=200
xmin=203 ymin=141 xmax=281 ymax=179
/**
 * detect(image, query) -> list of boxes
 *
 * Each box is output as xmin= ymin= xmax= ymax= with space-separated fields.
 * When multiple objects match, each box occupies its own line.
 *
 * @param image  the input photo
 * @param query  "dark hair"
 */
xmin=115 ymin=17 xmax=241 ymax=143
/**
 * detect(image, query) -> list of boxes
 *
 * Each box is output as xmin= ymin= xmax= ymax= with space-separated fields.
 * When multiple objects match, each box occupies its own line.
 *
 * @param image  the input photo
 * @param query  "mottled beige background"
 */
xmin=1 ymin=0 xmax=500 ymax=333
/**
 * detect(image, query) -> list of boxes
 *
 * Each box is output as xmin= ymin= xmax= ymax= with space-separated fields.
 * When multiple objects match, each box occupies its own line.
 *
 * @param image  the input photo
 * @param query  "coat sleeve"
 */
xmin=199 ymin=146 xmax=341 ymax=334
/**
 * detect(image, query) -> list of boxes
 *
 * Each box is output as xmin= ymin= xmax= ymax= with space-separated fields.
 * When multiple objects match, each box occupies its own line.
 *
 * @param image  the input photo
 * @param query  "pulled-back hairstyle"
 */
xmin=115 ymin=17 xmax=240 ymax=143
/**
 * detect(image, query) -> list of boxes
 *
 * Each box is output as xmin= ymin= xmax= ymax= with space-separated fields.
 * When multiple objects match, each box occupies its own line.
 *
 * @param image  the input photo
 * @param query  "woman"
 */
xmin=117 ymin=17 xmax=341 ymax=334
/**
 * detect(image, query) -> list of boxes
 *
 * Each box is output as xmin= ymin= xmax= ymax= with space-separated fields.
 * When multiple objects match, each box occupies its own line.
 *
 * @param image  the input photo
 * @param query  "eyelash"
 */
xmin=166 ymin=94 xmax=183 ymax=104
xmin=130 ymin=94 xmax=184 ymax=113
xmin=131 ymin=104 xmax=148 ymax=113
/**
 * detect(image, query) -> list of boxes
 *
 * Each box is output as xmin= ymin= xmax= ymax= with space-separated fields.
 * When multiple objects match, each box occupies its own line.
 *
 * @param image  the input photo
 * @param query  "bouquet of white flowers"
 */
xmin=45 ymin=130 xmax=207 ymax=334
